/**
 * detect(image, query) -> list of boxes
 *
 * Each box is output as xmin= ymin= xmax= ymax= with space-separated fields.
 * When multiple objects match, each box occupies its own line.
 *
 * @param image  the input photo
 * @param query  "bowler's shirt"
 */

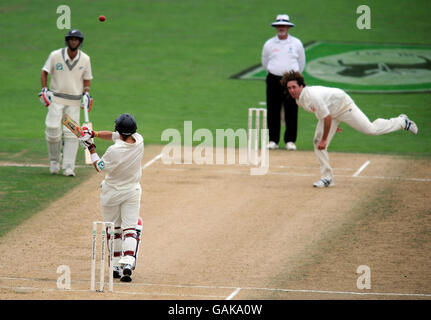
xmin=261 ymin=35 xmax=305 ymax=76
xmin=101 ymin=132 xmax=144 ymax=190
xmin=296 ymin=86 xmax=354 ymax=120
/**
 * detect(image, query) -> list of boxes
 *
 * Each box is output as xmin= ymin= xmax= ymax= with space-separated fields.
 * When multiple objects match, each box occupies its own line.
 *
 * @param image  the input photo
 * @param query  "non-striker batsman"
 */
xmin=39 ymin=29 xmax=93 ymax=176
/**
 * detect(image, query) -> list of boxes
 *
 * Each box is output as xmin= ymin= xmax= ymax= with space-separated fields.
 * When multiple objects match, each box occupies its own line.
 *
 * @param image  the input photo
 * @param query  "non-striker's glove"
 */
xmin=81 ymin=92 xmax=93 ymax=111
xmin=38 ymin=87 xmax=53 ymax=107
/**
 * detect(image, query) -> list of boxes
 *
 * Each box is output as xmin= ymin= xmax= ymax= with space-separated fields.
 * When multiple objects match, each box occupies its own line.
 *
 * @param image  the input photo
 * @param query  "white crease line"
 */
xmin=279 ymin=165 xmax=356 ymax=171
xmin=3 ymin=161 xmax=427 ymax=182
xmin=272 ymin=171 xmax=431 ymax=182
xmin=124 ymin=282 xmax=236 ymax=290
xmin=0 ymin=163 xmax=88 ymax=168
xmin=225 ymin=287 xmax=241 ymax=300
xmin=0 ymin=285 xmax=225 ymax=298
xmin=0 ymin=276 xmax=237 ymax=290
xmin=241 ymin=286 xmax=431 ymax=298
xmin=113 ymin=291 xmax=225 ymax=298
xmin=142 ymin=153 xmax=162 ymax=170
xmin=2 ymin=277 xmax=430 ymax=298
xmin=0 ymin=163 xmax=49 ymax=168
xmin=128 ymin=282 xmax=431 ymax=298
xmin=353 ymin=160 xmax=370 ymax=177
xmin=163 ymin=166 xmax=431 ymax=183
xmin=353 ymin=175 xmax=431 ymax=182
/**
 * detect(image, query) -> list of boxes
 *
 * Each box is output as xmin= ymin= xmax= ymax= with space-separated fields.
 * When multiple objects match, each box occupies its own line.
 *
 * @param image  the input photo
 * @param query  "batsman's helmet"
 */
xmin=115 ymin=113 xmax=137 ymax=137
xmin=65 ymin=29 xmax=84 ymax=49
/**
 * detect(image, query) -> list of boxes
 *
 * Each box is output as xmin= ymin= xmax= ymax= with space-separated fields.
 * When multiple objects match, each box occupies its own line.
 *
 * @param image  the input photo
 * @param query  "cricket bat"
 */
xmin=82 ymin=104 xmax=93 ymax=164
xmin=62 ymin=113 xmax=92 ymax=164
xmin=62 ymin=113 xmax=83 ymax=138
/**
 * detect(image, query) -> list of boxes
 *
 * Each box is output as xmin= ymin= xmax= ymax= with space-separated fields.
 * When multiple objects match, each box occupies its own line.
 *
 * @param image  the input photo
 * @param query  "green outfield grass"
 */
xmin=0 ymin=0 xmax=430 ymax=236
xmin=0 ymin=166 xmax=94 ymax=237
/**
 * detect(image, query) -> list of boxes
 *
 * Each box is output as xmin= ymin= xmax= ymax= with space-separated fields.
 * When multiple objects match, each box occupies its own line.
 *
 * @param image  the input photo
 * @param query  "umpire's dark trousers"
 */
xmin=266 ymin=73 xmax=298 ymax=144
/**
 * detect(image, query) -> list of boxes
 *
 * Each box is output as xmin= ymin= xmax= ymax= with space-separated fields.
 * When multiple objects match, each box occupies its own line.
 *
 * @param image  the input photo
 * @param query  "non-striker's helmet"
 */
xmin=65 ymin=29 xmax=84 ymax=49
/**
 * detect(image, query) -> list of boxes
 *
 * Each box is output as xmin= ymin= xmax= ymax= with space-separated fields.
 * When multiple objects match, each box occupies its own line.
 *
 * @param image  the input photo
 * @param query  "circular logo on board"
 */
xmin=306 ymin=48 xmax=431 ymax=92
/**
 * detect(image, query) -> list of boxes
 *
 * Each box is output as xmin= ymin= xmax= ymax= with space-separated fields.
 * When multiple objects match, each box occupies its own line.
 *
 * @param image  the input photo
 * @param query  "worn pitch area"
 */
xmin=0 ymin=145 xmax=430 ymax=299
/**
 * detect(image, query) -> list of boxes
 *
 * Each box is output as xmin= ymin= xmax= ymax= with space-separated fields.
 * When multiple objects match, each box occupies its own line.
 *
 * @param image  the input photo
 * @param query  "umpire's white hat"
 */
xmin=271 ymin=14 xmax=295 ymax=27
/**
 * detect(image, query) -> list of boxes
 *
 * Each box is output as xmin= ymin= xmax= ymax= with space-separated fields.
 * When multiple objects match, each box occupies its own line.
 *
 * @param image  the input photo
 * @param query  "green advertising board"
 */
xmin=234 ymin=41 xmax=431 ymax=93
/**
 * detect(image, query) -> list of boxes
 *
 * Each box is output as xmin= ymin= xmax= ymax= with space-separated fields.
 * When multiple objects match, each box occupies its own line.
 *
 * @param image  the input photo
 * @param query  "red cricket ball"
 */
xmin=99 ymin=15 xmax=106 ymax=22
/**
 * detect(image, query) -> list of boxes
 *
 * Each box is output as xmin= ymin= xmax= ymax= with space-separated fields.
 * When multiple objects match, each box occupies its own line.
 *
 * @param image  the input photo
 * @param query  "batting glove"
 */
xmin=88 ymin=143 xmax=96 ymax=153
xmin=79 ymin=139 xmax=96 ymax=152
xmin=38 ymin=87 xmax=53 ymax=107
xmin=81 ymin=92 xmax=93 ymax=112
xmin=80 ymin=126 xmax=95 ymax=141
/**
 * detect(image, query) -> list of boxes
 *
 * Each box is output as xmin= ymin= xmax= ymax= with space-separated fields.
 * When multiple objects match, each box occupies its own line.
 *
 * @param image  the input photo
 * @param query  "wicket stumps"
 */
xmin=91 ymin=221 xmax=114 ymax=292
xmin=248 ymin=108 xmax=268 ymax=165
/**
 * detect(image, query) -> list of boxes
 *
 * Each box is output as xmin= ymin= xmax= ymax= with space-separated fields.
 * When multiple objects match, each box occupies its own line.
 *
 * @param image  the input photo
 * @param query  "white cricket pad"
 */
xmin=62 ymin=138 xmax=78 ymax=171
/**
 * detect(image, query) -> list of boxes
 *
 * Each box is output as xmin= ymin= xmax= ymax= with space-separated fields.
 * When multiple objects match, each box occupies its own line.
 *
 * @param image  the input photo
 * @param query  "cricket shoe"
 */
xmin=120 ymin=264 xmax=133 ymax=282
xmin=286 ymin=142 xmax=297 ymax=151
xmin=399 ymin=114 xmax=418 ymax=135
xmin=113 ymin=266 xmax=122 ymax=279
xmin=313 ymin=178 xmax=334 ymax=188
xmin=267 ymin=141 xmax=279 ymax=149
xmin=49 ymin=161 xmax=60 ymax=174
xmin=63 ymin=168 xmax=75 ymax=177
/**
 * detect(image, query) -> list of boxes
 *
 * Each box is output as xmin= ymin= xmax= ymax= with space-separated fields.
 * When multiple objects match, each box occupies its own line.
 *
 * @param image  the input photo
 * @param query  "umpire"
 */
xmin=261 ymin=14 xmax=305 ymax=150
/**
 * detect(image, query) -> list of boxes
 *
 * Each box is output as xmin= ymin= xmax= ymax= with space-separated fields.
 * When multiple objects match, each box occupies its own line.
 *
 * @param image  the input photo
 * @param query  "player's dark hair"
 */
xmin=280 ymin=71 xmax=306 ymax=89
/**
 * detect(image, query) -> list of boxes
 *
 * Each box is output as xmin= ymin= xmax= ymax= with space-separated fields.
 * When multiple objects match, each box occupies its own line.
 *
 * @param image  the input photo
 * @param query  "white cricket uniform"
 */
xmin=98 ymin=132 xmax=144 ymax=266
xmin=261 ymin=34 xmax=305 ymax=145
xmin=297 ymin=86 xmax=405 ymax=180
xmin=261 ymin=35 xmax=305 ymax=75
xmin=42 ymin=48 xmax=93 ymax=170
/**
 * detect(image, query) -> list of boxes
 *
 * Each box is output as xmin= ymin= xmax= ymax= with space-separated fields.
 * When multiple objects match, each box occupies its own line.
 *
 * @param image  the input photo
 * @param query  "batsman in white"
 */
xmin=39 ymin=29 xmax=93 ymax=176
xmin=281 ymin=71 xmax=419 ymax=188
xmin=80 ymin=113 xmax=144 ymax=282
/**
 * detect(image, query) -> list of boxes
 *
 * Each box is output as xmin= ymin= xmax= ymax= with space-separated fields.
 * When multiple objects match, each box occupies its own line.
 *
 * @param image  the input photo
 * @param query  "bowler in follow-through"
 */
xmin=281 ymin=71 xmax=418 ymax=188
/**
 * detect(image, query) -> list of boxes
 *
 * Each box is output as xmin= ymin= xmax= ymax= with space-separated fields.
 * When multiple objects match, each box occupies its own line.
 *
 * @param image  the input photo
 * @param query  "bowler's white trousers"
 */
xmin=314 ymin=102 xmax=404 ymax=181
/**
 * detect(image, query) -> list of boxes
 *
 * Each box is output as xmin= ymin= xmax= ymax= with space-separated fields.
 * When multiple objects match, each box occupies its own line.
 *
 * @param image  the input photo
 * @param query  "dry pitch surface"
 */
xmin=0 ymin=145 xmax=430 ymax=300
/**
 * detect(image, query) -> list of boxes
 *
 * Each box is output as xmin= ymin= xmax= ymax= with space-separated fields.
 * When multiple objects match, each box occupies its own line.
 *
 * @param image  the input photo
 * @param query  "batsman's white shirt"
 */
xmin=100 ymin=132 xmax=144 ymax=206
xmin=261 ymin=35 xmax=305 ymax=75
